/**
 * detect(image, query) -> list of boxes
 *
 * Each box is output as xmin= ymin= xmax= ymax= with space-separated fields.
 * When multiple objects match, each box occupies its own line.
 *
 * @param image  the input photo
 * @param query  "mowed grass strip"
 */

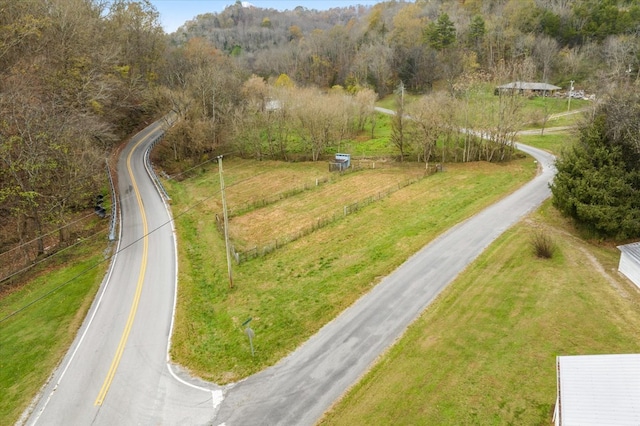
xmin=0 ymin=239 xmax=108 ymax=424
xmin=320 ymin=203 xmax=640 ymax=425
xmin=169 ymin=157 xmax=537 ymax=383
xmin=517 ymin=132 xmax=575 ymax=156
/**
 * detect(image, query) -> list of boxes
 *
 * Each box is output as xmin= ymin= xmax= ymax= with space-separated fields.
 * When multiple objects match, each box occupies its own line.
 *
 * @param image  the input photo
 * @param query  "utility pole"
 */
xmin=567 ymin=80 xmax=575 ymax=112
xmin=218 ymin=155 xmax=233 ymax=289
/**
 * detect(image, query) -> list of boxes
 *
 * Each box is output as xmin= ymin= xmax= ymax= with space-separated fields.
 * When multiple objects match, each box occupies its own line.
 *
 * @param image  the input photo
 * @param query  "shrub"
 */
xmin=531 ymin=230 xmax=555 ymax=259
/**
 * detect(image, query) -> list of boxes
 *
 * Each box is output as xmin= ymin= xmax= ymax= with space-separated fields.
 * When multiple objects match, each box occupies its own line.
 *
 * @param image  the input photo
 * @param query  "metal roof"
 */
xmin=556 ymin=354 xmax=640 ymax=425
xmin=618 ymin=242 xmax=640 ymax=262
xmin=497 ymin=81 xmax=562 ymax=91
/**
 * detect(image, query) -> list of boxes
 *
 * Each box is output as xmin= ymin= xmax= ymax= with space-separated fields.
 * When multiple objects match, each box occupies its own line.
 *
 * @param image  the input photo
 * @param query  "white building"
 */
xmin=554 ymin=354 xmax=640 ymax=425
xmin=618 ymin=242 xmax=640 ymax=289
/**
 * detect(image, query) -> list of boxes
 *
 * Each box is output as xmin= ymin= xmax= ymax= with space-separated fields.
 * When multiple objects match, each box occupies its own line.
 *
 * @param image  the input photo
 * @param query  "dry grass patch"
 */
xmin=230 ymin=166 xmax=425 ymax=249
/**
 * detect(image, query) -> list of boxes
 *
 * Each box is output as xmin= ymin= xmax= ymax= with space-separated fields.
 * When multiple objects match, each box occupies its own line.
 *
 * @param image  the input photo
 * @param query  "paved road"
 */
xmin=24 ymin=118 xmax=220 ymax=425
xmin=23 ymin=114 xmax=555 ymax=425
xmin=213 ymin=143 xmax=556 ymax=425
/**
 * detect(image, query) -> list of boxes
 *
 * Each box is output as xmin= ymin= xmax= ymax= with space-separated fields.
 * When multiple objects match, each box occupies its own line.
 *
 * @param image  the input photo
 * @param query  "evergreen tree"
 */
xmin=551 ymin=94 xmax=640 ymax=239
xmin=424 ymin=13 xmax=456 ymax=51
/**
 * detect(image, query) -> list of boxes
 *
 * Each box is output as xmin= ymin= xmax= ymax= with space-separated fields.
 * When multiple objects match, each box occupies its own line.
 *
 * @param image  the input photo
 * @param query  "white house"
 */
xmin=618 ymin=242 xmax=640 ymax=289
xmin=554 ymin=354 xmax=640 ymax=425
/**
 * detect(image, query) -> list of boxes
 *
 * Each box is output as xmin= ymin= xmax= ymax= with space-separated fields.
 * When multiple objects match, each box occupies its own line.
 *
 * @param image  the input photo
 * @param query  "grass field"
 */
xmin=319 ymin=202 xmax=640 ymax=425
xmin=0 ymin=236 xmax=109 ymax=423
xmin=0 ymin=86 xmax=601 ymax=425
xmin=318 ymin=115 xmax=640 ymax=425
xmin=167 ymin=157 xmax=537 ymax=383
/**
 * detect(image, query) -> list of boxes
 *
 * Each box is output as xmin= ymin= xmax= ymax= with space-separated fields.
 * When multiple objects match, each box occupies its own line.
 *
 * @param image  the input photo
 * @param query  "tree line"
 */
xmin=3 ymin=0 xmax=640 ymax=261
xmin=171 ymin=0 xmax=640 ymax=96
xmin=0 ymin=0 xmax=164 ymax=262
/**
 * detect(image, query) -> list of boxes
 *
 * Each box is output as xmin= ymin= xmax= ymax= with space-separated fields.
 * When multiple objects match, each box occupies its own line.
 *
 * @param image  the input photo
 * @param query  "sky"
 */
xmin=149 ymin=0 xmax=384 ymax=33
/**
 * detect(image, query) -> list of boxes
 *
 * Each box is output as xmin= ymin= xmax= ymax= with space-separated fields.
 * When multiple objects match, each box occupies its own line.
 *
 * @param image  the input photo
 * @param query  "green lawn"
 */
xmin=168 ymin=158 xmax=537 ymax=383
xmin=320 ymin=202 xmax=640 ymax=425
xmin=517 ymin=132 xmax=575 ymax=156
xmin=0 ymin=238 xmax=108 ymax=424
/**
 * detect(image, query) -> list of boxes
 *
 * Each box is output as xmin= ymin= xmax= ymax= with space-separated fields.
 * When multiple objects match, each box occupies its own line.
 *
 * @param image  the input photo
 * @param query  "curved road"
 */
xmin=24 ymin=117 xmax=555 ymax=425
xmin=25 ymin=118 xmax=220 ymax=425
xmin=213 ymin=144 xmax=556 ymax=425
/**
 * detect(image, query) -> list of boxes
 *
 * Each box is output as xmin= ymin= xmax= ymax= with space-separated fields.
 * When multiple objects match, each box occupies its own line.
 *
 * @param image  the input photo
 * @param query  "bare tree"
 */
xmin=406 ymin=92 xmax=448 ymax=167
xmin=353 ymin=88 xmax=377 ymax=133
xmin=290 ymin=87 xmax=358 ymax=161
xmin=533 ymin=34 xmax=559 ymax=83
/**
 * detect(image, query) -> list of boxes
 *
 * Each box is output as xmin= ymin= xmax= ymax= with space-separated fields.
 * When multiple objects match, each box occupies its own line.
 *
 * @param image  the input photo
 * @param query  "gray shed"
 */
xmin=329 ymin=153 xmax=350 ymax=172
xmin=495 ymin=81 xmax=561 ymax=96
xmin=618 ymin=242 xmax=640 ymax=289
xmin=554 ymin=354 xmax=640 ymax=425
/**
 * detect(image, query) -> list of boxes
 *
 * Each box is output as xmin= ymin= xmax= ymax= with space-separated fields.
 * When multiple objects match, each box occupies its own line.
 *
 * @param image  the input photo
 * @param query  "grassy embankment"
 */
xmin=0 ymin=235 xmax=109 ymax=423
xmin=320 ymin=201 xmax=640 ymax=425
xmin=320 ymin=106 xmax=640 ymax=425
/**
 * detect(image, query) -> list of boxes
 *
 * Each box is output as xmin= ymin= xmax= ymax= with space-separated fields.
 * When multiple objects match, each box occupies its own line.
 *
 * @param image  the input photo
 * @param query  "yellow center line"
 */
xmin=94 ymin=132 xmax=152 ymax=406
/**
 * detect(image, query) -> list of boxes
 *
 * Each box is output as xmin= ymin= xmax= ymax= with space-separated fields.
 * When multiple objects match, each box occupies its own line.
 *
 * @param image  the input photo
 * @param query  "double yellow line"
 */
xmin=94 ymin=132 xmax=151 ymax=406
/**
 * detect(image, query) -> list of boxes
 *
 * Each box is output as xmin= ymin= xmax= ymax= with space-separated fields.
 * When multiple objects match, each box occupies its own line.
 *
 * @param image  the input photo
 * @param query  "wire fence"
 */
xmin=227 ymin=165 xmax=364 ymax=218
xmin=217 ymin=164 xmax=439 ymax=264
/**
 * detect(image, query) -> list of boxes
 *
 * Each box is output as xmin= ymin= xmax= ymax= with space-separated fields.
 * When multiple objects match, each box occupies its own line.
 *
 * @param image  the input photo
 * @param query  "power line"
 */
xmin=0 ymin=164 xmax=268 ymax=323
xmin=0 ymin=227 xmax=107 ymax=284
xmin=0 ymin=211 xmax=98 ymax=258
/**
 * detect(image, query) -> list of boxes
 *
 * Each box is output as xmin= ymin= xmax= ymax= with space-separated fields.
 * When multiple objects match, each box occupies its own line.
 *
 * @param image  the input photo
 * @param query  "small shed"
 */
xmin=495 ymin=81 xmax=561 ymax=96
xmin=554 ymin=354 xmax=640 ymax=425
xmin=329 ymin=153 xmax=351 ymax=172
xmin=618 ymin=242 xmax=640 ymax=289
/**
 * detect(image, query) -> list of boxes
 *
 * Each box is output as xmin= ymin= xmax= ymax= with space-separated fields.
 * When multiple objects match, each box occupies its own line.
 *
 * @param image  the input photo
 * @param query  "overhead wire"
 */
xmin=0 ymin=211 xmax=98 ymax=258
xmin=0 ymin=163 xmax=276 ymax=324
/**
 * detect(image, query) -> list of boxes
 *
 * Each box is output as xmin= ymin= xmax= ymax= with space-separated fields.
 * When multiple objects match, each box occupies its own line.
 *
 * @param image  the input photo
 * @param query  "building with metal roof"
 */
xmin=495 ymin=81 xmax=561 ymax=96
xmin=554 ymin=354 xmax=640 ymax=425
xmin=618 ymin=242 xmax=640 ymax=289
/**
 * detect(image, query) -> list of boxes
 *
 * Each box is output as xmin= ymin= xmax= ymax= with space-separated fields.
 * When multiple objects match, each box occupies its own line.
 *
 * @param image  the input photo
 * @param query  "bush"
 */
xmin=531 ymin=230 xmax=555 ymax=259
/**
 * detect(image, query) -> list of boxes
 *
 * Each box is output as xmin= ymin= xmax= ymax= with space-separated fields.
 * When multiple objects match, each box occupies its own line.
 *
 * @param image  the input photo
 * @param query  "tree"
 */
xmin=532 ymin=34 xmax=559 ymax=83
xmin=353 ymin=88 xmax=377 ymax=135
xmin=390 ymin=82 xmax=408 ymax=161
xmin=406 ymin=92 xmax=448 ymax=167
xmin=467 ymin=14 xmax=485 ymax=51
xmin=105 ymin=0 xmax=165 ymax=81
xmin=349 ymin=42 xmax=394 ymax=96
xmin=387 ymin=3 xmax=426 ymax=51
xmin=425 ymin=13 xmax=456 ymax=52
xmin=291 ymin=87 xmax=354 ymax=161
xmin=551 ymin=93 xmax=640 ymax=239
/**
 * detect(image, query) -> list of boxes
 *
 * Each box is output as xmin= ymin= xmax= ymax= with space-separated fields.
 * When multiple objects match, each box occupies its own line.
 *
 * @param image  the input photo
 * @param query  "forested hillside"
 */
xmin=170 ymin=0 xmax=640 ymax=94
xmin=3 ymin=0 xmax=640 ymax=272
xmin=0 ymin=0 xmax=164 ymax=272
xmin=157 ymin=0 xmax=640 ymax=176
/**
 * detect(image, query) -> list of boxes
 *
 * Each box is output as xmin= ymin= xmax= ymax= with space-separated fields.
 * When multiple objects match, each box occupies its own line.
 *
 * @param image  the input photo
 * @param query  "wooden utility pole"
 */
xmin=218 ymin=155 xmax=233 ymax=289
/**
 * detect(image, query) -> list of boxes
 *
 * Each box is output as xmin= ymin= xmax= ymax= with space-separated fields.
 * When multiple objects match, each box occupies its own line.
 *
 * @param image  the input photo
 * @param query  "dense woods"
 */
xmin=3 ymin=0 xmax=640 ymax=265
xmin=0 ymin=0 xmax=164 ymax=270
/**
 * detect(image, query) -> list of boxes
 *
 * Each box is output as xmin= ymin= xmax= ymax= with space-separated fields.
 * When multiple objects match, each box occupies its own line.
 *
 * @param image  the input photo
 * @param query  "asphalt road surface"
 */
xmin=24 ymin=118 xmax=220 ymax=425
xmin=212 ymin=143 xmax=556 ymax=426
xmin=23 ymin=113 xmax=555 ymax=425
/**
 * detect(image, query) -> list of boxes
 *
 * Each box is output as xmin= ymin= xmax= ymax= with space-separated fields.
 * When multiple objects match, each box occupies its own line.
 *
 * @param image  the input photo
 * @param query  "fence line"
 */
xmin=217 ymin=166 xmax=438 ymax=264
xmin=228 ymin=165 xmax=364 ymax=218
